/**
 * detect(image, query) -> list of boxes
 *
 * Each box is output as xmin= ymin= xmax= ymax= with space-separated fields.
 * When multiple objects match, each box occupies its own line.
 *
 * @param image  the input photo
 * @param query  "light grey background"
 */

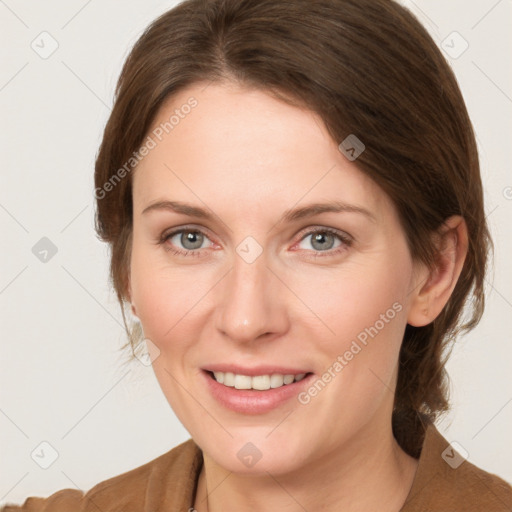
xmin=1 ymin=0 xmax=511 ymax=504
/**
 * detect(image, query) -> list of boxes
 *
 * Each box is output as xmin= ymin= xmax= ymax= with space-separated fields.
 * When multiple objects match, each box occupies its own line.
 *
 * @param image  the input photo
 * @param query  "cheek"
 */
xmin=132 ymin=273 xmax=196 ymax=346
xmin=291 ymin=269 xmax=410 ymax=428
xmin=130 ymin=227 xmax=413 ymax=365
xmin=296 ymin=260 xmax=411 ymax=350
xmin=129 ymin=245 xmax=216 ymax=354
xmin=295 ymin=257 xmax=412 ymax=415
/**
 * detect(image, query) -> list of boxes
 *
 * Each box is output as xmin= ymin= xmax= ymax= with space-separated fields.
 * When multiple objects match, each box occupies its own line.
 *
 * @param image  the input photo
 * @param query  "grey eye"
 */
xmin=173 ymin=230 xmax=206 ymax=250
xmin=299 ymin=231 xmax=341 ymax=252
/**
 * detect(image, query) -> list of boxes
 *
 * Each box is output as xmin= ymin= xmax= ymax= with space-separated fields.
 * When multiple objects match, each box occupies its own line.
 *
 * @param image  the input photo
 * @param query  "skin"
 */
xmin=128 ymin=81 xmax=468 ymax=512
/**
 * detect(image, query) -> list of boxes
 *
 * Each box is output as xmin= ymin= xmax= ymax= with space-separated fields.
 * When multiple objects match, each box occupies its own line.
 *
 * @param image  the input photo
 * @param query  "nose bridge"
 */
xmin=215 ymin=245 xmax=288 ymax=343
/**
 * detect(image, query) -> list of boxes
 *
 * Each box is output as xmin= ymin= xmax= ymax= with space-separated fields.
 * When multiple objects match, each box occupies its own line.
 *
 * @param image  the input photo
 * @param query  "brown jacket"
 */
xmin=2 ymin=422 xmax=511 ymax=511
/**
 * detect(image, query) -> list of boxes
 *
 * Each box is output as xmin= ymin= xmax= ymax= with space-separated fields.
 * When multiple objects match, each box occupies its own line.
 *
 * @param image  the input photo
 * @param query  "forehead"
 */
xmin=133 ymin=82 xmax=393 ymax=221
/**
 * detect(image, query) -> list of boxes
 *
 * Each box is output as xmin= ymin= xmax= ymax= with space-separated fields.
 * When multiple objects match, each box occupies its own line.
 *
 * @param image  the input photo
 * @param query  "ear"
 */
xmin=407 ymin=215 xmax=468 ymax=327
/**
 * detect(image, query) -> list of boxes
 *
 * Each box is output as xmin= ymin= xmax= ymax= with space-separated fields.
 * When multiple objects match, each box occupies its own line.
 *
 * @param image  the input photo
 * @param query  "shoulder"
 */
xmin=1 ymin=438 xmax=202 ymax=512
xmin=82 ymin=437 xmax=201 ymax=511
xmin=402 ymin=422 xmax=512 ymax=512
xmin=0 ymin=489 xmax=84 ymax=512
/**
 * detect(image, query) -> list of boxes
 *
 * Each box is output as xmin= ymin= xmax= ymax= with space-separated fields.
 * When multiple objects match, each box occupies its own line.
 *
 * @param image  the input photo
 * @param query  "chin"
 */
xmin=191 ymin=425 xmax=312 ymax=476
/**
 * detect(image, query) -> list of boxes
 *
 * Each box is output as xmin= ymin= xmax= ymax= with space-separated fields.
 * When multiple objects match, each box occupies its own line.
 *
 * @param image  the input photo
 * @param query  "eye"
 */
xmin=295 ymin=228 xmax=352 ymax=257
xmin=158 ymin=227 xmax=214 ymax=257
xmin=157 ymin=226 xmax=352 ymax=259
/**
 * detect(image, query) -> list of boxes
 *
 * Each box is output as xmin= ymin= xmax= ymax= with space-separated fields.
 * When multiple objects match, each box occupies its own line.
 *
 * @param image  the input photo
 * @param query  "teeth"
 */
xmin=211 ymin=371 xmax=308 ymax=390
xmin=270 ymin=374 xmax=284 ymax=388
xmin=252 ymin=375 xmax=270 ymax=390
xmin=223 ymin=372 xmax=235 ymax=387
xmin=283 ymin=374 xmax=295 ymax=385
xmin=234 ymin=374 xmax=252 ymax=389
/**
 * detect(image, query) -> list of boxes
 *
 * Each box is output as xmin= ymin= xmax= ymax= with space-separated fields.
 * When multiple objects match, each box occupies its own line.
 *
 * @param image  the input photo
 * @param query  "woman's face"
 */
xmin=129 ymin=81 xmax=424 ymax=474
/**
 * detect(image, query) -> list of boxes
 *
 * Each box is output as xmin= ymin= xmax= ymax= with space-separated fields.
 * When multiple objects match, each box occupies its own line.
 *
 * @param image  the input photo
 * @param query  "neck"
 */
xmin=193 ymin=416 xmax=419 ymax=512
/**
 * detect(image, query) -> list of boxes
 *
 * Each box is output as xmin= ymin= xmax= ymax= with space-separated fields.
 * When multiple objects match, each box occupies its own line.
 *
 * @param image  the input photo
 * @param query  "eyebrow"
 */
xmin=142 ymin=200 xmax=376 ymax=224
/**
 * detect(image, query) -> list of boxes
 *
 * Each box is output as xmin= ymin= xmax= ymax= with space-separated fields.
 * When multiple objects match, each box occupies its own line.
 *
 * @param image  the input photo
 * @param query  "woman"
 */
xmin=3 ymin=0 xmax=511 ymax=510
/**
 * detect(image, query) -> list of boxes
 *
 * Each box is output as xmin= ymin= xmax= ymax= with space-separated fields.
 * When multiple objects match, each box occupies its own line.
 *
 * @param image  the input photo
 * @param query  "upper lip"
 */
xmin=203 ymin=364 xmax=312 ymax=376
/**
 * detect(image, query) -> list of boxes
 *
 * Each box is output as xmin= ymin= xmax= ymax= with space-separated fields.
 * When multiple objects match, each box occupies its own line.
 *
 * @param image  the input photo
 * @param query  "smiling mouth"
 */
xmin=206 ymin=370 xmax=312 ymax=390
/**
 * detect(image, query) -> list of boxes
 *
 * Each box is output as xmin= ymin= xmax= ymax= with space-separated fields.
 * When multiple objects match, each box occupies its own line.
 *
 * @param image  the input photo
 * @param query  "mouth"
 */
xmin=205 ymin=370 xmax=311 ymax=390
xmin=201 ymin=368 xmax=315 ymax=414
xmin=199 ymin=363 xmax=315 ymax=413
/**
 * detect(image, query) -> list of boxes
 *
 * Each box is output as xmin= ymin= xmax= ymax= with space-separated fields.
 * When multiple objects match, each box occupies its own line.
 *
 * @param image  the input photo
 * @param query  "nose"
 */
xmin=214 ymin=249 xmax=290 ymax=344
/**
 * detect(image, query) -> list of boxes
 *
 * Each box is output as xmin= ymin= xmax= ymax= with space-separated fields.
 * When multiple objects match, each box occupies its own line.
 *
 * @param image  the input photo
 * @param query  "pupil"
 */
xmin=183 ymin=231 xmax=202 ymax=249
xmin=313 ymin=233 xmax=333 ymax=251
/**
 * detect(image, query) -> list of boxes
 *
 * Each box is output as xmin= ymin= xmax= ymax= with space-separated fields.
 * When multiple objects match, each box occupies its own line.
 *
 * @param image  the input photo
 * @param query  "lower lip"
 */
xmin=201 ymin=370 xmax=314 ymax=414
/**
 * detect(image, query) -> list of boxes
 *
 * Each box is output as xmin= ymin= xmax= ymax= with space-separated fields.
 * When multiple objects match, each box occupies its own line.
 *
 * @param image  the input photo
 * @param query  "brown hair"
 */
xmin=94 ymin=0 xmax=492 ymax=457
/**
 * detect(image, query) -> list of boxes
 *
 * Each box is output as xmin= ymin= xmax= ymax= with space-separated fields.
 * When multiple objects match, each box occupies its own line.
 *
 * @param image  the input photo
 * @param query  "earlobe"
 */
xmin=407 ymin=216 xmax=468 ymax=327
xmin=127 ymin=280 xmax=138 ymax=318
xmin=129 ymin=294 xmax=140 ymax=323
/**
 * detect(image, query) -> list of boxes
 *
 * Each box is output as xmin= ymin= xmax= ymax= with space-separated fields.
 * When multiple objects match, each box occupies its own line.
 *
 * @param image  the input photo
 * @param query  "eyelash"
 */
xmin=157 ymin=225 xmax=353 ymax=259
